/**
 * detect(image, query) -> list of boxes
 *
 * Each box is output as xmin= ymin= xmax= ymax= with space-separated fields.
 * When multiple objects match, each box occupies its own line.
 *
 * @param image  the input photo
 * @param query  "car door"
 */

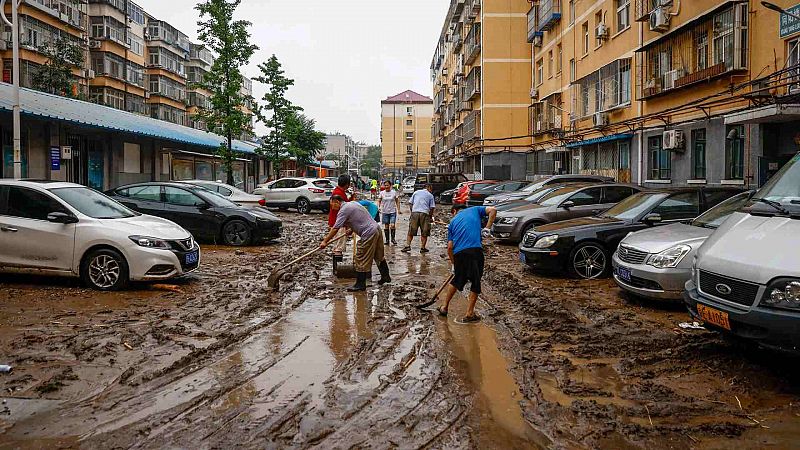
xmin=288 ymin=179 xmax=306 ymax=203
xmin=557 ymin=187 xmax=604 ymax=221
xmin=162 ymin=186 xmax=211 ymax=239
xmin=120 ymin=185 xmax=165 ymax=216
xmin=266 ymin=179 xmax=289 ymax=205
xmin=0 ymin=186 xmax=76 ymax=271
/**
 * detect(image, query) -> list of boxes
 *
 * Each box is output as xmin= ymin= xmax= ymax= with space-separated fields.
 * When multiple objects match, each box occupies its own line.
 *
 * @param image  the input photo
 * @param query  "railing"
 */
xmin=530 ymin=94 xmax=563 ymax=135
xmin=28 ymin=0 xmax=85 ymax=29
xmin=465 ymin=67 xmax=481 ymax=100
xmin=465 ymin=23 xmax=481 ymax=64
xmin=527 ymin=7 xmax=542 ymax=43
xmin=536 ymin=0 xmax=561 ymax=33
xmin=467 ymin=0 xmax=481 ymax=21
xmin=572 ymin=59 xmax=631 ymax=118
xmin=635 ymin=0 xmax=659 ymax=22
xmin=463 ymin=110 xmax=481 ymax=141
xmin=455 ymin=124 xmax=464 ymax=147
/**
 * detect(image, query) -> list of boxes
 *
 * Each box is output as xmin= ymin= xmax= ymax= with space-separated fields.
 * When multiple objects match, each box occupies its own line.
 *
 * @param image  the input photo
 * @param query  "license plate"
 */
xmin=185 ymin=250 xmax=199 ymax=265
xmin=697 ymin=304 xmax=731 ymax=331
xmin=519 ymin=252 xmax=526 ymax=263
xmin=325 ymin=190 xmax=332 ymax=195
xmin=616 ymin=266 xmax=632 ymax=282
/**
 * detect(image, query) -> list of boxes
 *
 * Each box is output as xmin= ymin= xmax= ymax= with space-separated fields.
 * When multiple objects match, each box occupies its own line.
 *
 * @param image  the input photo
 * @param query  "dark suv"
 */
xmin=414 ymin=173 xmax=468 ymax=196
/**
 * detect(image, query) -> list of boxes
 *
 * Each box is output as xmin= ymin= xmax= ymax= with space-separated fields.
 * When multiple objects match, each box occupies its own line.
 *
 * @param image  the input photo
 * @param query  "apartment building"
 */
xmin=144 ymin=17 xmax=189 ymax=126
xmin=528 ymin=0 xmax=800 ymax=188
xmin=431 ymin=0 xmax=532 ymax=180
xmin=380 ymin=89 xmax=434 ymax=179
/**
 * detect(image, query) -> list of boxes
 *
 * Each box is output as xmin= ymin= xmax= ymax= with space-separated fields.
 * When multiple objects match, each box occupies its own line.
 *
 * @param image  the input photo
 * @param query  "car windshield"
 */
xmin=538 ymin=186 xmax=584 ymax=206
xmin=524 ymin=186 xmax=561 ymax=203
xmin=191 ymin=187 xmax=240 ymax=208
xmin=599 ymin=192 xmax=667 ymax=220
xmin=51 ymin=187 xmax=136 ymax=219
xmin=692 ymin=191 xmax=752 ymax=229
xmin=748 ymin=153 xmax=800 ymax=213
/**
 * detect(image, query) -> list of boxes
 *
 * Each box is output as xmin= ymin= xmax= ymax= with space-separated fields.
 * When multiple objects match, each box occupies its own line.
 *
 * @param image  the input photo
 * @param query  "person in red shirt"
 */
xmin=328 ymin=174 xmax=354 ymax=257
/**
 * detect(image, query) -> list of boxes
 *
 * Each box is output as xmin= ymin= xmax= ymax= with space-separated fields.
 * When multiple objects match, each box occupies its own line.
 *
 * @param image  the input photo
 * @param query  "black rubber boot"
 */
xmin=384 ymin=228 xmax=390 ymax=245
xmin=347 ymin=272 xmax=367 ymax=292
xmin=377 ymin=261 xmax=392 ymax=285
xmin=390 ymin=229 xmax=397 ymax=245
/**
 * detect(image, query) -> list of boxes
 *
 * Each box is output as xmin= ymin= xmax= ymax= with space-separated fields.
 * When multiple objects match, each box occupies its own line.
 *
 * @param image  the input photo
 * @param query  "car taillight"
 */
xmin=308 ymin=188 xmax=324 ymax=193
xmin=258 ymin=199 xmax=266 ymax=206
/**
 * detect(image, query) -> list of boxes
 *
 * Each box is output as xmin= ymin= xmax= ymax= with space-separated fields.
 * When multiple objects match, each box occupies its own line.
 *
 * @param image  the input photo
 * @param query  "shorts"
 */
xmin=451 ymin=248 xmax=484 ymax=294
xmin=409 ymin=212 xmax=432 ymax=237
xmin=381 ymin=212 xmax=397 ymax=225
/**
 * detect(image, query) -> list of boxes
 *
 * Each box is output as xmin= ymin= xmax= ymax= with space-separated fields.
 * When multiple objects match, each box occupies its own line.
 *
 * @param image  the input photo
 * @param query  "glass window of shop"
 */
xmin=172 ymin=158 xmax=194 ymax=181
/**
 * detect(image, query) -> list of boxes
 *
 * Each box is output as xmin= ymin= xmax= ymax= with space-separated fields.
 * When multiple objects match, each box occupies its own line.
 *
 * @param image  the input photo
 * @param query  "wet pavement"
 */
xmin=0 ymin=209 xmax=799 ymax=448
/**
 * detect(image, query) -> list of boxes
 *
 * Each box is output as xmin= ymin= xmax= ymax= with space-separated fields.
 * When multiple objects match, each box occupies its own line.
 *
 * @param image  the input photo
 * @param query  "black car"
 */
xmin=106 ymin=182 xmax=282 ymax=246
xmin=518 ymin=187 xmax=743 ymax=279
xmin=466 ymin=180 xmax=530 ymax=207
xmin=414 ymin=173 xmax=468 ymax=196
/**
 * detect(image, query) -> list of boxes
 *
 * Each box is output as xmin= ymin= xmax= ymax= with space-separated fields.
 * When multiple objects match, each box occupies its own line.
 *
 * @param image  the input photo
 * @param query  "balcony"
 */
xmin=527 ymin=7 xmax=544 ymax=43
xmin=465 ymin=67 xmax=481 ymax=101
xmin=463 ymin=110 xmax=481 ymax=142
xmin=635 ymin=3 xmax=748 ymax=99
xmin=452 ymin=23 xmax=463 ymax=51
xmin=465 ymin=23 xmax=481 ymax=64
xmin=28 ymin=0 xmax=86 ymax=30
xmin=635 ymin=0 xmax=666 ymax=22
xmin=530 ymin=94 xmax=563 ymax=136
xmin=467 ymin=0 xmax=481 ymax=22
xmin=536 ymin=0 xmax=561 ymax=33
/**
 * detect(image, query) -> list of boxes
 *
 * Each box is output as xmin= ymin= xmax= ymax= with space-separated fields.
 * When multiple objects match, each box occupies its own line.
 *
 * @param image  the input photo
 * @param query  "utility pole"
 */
xmin=1 ymin=0 xmax=22 ymax=178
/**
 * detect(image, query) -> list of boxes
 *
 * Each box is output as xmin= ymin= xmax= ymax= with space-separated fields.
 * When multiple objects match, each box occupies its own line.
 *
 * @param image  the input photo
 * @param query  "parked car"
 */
xmin=519 ymin=187 xmax=743 ymax=279
xmin=438 ymin=182 xmax=466 ymax=205
xmin=492 ymin=184 xmax=641 ymax=243
xmin=685 ymin=155 xmax=800 ymax=352
xmin=467 ymin=180 xmax=530 ymax=207
xmin=414 ymin=173 xmax=468 ymax=196
xmin=253 ymin=177 xmax=334 ymax=214
xmin=454 ymin=181 xmax=499 ymax=205
xmin=106 ymin=182 xmax=282 ymax=246
xmin=612 ymin=191 xmax=752 ymax=300
xmin=484 ymin=174 xmax=614 ymax=206
xmin=494 ymin=185 xmax=571 ymax=212
xmin=0 ymin=180 xmax=200 ymax=290
xmin=177 ymin=180 xmax=266 ymax=208
xmin=402 ymin=177 xmax=416 ymax=195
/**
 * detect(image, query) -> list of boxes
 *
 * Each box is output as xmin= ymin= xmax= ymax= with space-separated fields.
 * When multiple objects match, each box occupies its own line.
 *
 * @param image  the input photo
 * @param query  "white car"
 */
xmin=177 ymin=180 xmax=265 ymax=208
xmin=253 ymin=177 xmax=335 ymax=214
xmin=402 ymin=179 xmax=415 ymax=195
xmin=0 ymin=180 xmax=199 ymax=291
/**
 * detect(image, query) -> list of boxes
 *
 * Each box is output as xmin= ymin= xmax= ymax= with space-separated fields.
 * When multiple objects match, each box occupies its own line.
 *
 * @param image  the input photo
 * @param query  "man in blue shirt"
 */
xmin=402 ymin=184 xmax=436 ymax=254
xmin=438 ymin=203 xmax=497 ymax=322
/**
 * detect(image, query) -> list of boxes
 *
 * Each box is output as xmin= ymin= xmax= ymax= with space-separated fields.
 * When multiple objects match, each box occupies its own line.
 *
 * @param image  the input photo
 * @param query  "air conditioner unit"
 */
xmin=649 ymin=7 xmax=670 ymax=32
xmin=596 ymin=24 xmax=609 ymax=39
xmin=663 ymin=130 xmax=685 ymax=151
xmin=85 ymin=69 xmax=95 ymax=79
xmin=533 ymin=35 xmax=543 ymax=47
xmin=143 ymin=32 xmax=151 ymax=40
xmin=89 ymin=40 xmax=102 ymax=49
xmin=59 ymin=12 xmax=70 ymax=22
xmin=663 ymin=69 xmax=680 ymax=90
xmin=530 ymin=88 xmax=539 ymax=99
xmin=592 ymin=112 xmax=609 ymax=127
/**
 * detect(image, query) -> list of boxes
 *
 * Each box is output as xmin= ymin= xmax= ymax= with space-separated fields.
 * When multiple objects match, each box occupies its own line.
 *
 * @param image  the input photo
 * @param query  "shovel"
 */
xmin=267 ymin=234 xmax=347 ymax=290
xmin=415 ymin=274 xmax=455 ymax=309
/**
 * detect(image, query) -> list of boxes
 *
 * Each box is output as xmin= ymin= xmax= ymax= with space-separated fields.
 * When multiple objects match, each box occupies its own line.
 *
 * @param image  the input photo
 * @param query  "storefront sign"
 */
xmin=61 ymin=146 xmax=72 ymax=160
xmin=50 ymin=147 xmax=61 ymax=170
xmin=779 ymin=4 xmax=800 ymax=38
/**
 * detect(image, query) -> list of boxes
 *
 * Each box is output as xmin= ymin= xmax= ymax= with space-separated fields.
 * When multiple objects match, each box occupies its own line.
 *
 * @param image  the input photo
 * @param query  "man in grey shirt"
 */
xmin=402 ymin=184 xmax=436 ymax=254
xmin=321 ymin=195 xmax=391 ymax=291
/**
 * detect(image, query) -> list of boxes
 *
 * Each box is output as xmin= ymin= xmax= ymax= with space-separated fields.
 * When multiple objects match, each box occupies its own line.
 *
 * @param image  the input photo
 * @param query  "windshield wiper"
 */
xmin=751 ymin=197 xmax=791 ymax=215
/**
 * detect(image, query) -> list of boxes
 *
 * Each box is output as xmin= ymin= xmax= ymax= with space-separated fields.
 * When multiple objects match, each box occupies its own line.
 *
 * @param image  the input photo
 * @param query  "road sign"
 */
xmin=50 ymin=147 xmax=60 ymax=170
xmin=780 ymin=4 xmax=800 ymax=38
xmin=61 ymin=146 xmax=72 ymax=160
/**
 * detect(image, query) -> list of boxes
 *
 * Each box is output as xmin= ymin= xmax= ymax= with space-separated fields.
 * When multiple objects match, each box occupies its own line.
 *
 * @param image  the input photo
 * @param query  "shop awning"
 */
xmin=565 ymin=133 xmax=633 ymax=149
xmin=724 ymin=104 xmax=800 ymax=125
xmin=0 ymin=82 xmax=259 ymax=155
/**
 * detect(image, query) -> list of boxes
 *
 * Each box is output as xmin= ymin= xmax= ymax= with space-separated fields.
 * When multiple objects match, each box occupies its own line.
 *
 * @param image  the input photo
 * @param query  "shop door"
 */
xmin=87 ymin=140 xmax=104 ymax=190
xmin=67 ymin=134 xmax=87 ymax=186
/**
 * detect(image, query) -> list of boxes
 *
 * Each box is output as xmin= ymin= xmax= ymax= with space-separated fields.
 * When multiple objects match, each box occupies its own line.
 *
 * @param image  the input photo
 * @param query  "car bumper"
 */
xmin=491 ymin=222 xmax=523 ymax=242
xmin=310 ymin=199 xmax=330 ymax=210
xmin=611 ymin=253 xmax=688 ymax=300
xmin=127 ymin=244 xmax=201 ymax=281
xmin=518 ymin=247 xmax=566 ymax=272
xmin=253 ymin=220 xmax=283 ymax=241
xmin=685 ymin=280 xmax=800 ymax=353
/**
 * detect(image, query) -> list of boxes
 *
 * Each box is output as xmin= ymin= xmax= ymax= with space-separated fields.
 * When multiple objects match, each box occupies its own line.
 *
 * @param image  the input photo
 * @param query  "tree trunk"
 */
xmin=227 ymin=133 xmax=235 ymax=186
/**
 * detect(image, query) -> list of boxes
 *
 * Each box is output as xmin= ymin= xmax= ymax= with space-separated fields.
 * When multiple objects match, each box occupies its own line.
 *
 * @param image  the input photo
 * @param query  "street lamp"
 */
xmin=762 ymin=1 xmax=800 ymax=21
xmin=0 ymin=0 xmax=22 ymax=179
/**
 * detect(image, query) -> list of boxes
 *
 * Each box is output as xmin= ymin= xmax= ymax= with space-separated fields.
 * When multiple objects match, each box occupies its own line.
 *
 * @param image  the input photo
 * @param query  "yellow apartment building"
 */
xmin=380 ymin=90 xmax=434 ymax=179
xmin=144 ymin=17 xmax=189 ymax=126
xmin=431 ymin=0 xmax=532 ymax=180
xmin=528 ymin=0 xmax=800 ymax=188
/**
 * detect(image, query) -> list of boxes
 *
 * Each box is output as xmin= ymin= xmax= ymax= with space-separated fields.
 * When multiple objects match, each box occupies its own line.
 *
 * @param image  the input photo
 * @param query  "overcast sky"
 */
xmin=136 ymin=0 xmax=448 ymax=145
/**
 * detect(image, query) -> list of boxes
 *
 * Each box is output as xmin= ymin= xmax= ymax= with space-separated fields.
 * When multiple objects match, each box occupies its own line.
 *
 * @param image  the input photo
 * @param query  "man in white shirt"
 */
xmin=402 ymin=184 xmax=436 ymax=254
xmin=377 ymin=181 xmax=402 ymax=245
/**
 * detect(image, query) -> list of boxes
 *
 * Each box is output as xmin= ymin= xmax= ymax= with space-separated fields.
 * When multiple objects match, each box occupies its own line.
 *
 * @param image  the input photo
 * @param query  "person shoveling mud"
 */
xmin=435 ymin=204 xmax=496 ymax=323
xmin=321 ymin=195 xmax=391 ymax=291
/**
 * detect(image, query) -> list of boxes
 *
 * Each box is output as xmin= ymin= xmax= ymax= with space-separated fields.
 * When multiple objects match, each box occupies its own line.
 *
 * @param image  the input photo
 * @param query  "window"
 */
xmin=696 ymin=32 xmax=708 ymax=71
xmin=406 ymin=144 xmax=413 ymax=154
xmin=406 ymin=119 xmax=413 ymax=126
xmin=595 ymin=12 xmax=604 ymax=47
xmin=5 ymin=187 xmax=67 ymax=220
xmin=573 ymin=58 xmax=630 ymax=117
xmin=789 ymin=39 xmax=800 ymax=86
xmin=567 ymin=187 xmax=603 ymax=206
xmin=618 ymin=141 xmax=630 ymax=170
xmin=582 ymin=22 xmax=589 ymax=55
xmin=649 ymin=136 xmax=671 ymax=180
xmin=726 ymin=125 xmax=745 ymax=180
xmin=128 ymin=185 xmax=162 ymax=202
xmin=557 ymin=44 xmax=563 ymax=74
xmin=604 ymin=186 xmax=634 ymax=204
xmin=653 ymin=192 xmax=700 ymax=221
xmin=704 ymin=190 xmax=739 ymax=209
xmin=164 ymin=187 xmax=204 ymax=207
xmin=569 ymin=58 xmax=576 ymax=82
xmin=405 ymin=157 xmax=414 ymax=167
xmin=536 ymin=59 xmax=544 ymax=85
xmin=405 ymin=131 xmax=414 ymax=140
xmin=548 ymin=51 xmax=553 ymax=78
xmin=692 ymin=129 xmax=707 ymax=179
xmin=406 ymin=106 xmax=413 ymax=116
xmin=127 ymin=33 xmax=144 ymax=56
xmin=123 ymin=143 xmax=141 ymax=174
xmin=616 ymin=0 xmax=630 ymax=32
xmin=217 ymin=186 xmax=232 ymax=197
xmin=569 ymin=0 xmax=575 ymax=24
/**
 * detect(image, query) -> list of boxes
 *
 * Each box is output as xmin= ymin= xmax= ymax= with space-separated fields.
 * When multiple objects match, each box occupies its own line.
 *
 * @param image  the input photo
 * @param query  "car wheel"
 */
xmin=222 ymin=219 xmax=251 ymax=246
xmin=296 ymin=197 xmax=311 ymax=214
xmin=81 ymin=248 xmax=129 ymax=291
xmin=568 ymin=242 xmax=609 ymax=280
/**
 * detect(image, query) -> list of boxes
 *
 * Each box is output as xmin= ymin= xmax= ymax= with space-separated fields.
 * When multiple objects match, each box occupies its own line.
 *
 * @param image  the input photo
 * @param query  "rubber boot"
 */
xmin=377 ymin=261 xmax=392 ymax=285
xmin=347 ymin=272 xmax=367 ymax=292
xmin=384 ymin=228 xmax=390 ymax=245
xmin=390 ymin=229 xmax=397 ymax=245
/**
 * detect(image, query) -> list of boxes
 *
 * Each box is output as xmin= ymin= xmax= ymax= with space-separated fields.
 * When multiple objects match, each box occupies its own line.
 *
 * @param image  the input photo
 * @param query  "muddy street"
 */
xmin=1 ymin=210 xmax=799 ymax=449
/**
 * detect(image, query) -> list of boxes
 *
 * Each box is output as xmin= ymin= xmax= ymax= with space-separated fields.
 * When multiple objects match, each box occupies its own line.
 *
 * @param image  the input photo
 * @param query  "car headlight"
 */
xmin=498 ymin=217 xmax=519 ymax=225
xmin=761 ymin=278 xmax=800 ymax=309
xmin=129 ymin=235 xmax=171 ymax=249
xmin=533 ymin=234 xmax=559 ymax=249
xmin=647 ymin=245 xmax=691 ymax=269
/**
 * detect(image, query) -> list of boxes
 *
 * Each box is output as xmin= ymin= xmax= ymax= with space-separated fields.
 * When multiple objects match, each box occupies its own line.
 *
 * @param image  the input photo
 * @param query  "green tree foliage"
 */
xmin=194 ymin=0 xmax=258 ymax=185
xmin=254 ymin=55 xmax=299 ymax=175
xmin=361 ymin=145 xmax=382 ymax=179
xmin=32 ymin=38 xmax=84 ymax=98
xmin=285 ymin=111 xmax=325 ymax=167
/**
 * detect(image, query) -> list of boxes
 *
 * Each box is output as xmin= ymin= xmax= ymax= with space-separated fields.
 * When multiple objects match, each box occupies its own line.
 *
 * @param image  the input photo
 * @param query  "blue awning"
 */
xmin=0 ymin=82 xmax=259 ymax=155
xmin=565 ymin=133 xmax=633 ymax=149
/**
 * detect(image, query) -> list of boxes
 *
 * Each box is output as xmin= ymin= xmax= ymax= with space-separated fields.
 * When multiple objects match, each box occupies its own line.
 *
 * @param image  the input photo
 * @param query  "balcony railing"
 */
xmin=635 ymin=0 xmax=662 ymax=22
xmin=530 ymin=94 xmax=563 ymax=135
xmin=536 ymin=0 xmax=561 ymax=33
xmin=463 ymin=110 xmax=481 ymax=142
xmin=465 ymin=67 xmax=481 ymax=101
xmin=465 ymin=23 xmax=481 ymax=64
xmin=527 ymin=7 xmax=544 ymax=43
xmin=467 ymin=0 xmax=481 ymax=21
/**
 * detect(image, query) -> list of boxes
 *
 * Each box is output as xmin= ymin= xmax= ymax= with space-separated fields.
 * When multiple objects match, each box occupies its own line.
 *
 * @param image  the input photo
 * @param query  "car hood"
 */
xmin=111 ymin=214 xmax=191 ymax=240
xmin=534 ymin=215 xmax=625 ymax=233
xmin=244 ymin=208 xmax=281 ymax=222
xmin=498 ymin=203 xmax=548 ymax=218
xmin=621 ymin=223 xmax=713 ymax=254
xmin=696 ymin=212 xmax=800 ymax=284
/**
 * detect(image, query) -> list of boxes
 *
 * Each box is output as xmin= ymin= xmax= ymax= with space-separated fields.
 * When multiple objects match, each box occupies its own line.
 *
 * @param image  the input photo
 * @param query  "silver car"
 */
xmin=612 ymin=191 xmax=752 ymax=300
xmin=178 ymin=180 xmax=265 ymax=208
xmin=483 ymin=174 xmax=613 ymax=206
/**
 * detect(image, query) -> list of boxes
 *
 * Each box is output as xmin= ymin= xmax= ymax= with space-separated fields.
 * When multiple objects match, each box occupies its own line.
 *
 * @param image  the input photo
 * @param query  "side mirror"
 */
xmin=561 ymin=200 xmax=575 ymax=209
xmin=197 ymin=203 xmax=211 ymax=210
xmin=643 ymin=213 xmax=663 ymax=225
xmin=47 ymin=212 xmax=78 ymax=224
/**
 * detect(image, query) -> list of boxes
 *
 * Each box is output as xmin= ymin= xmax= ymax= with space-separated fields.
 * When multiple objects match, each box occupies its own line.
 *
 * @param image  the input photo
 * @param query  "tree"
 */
xmin=254 ymin=55 xmax=299 ymax=176
xmin=32 ymin=38 xmax=84 ymax=98
xmin=285 ymin=111 xmax=325 ymax=167
xmin=361 ymin=145 xmax=382 ymax=179
xmin=194 ymin=0 xmax=258 ymax=185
